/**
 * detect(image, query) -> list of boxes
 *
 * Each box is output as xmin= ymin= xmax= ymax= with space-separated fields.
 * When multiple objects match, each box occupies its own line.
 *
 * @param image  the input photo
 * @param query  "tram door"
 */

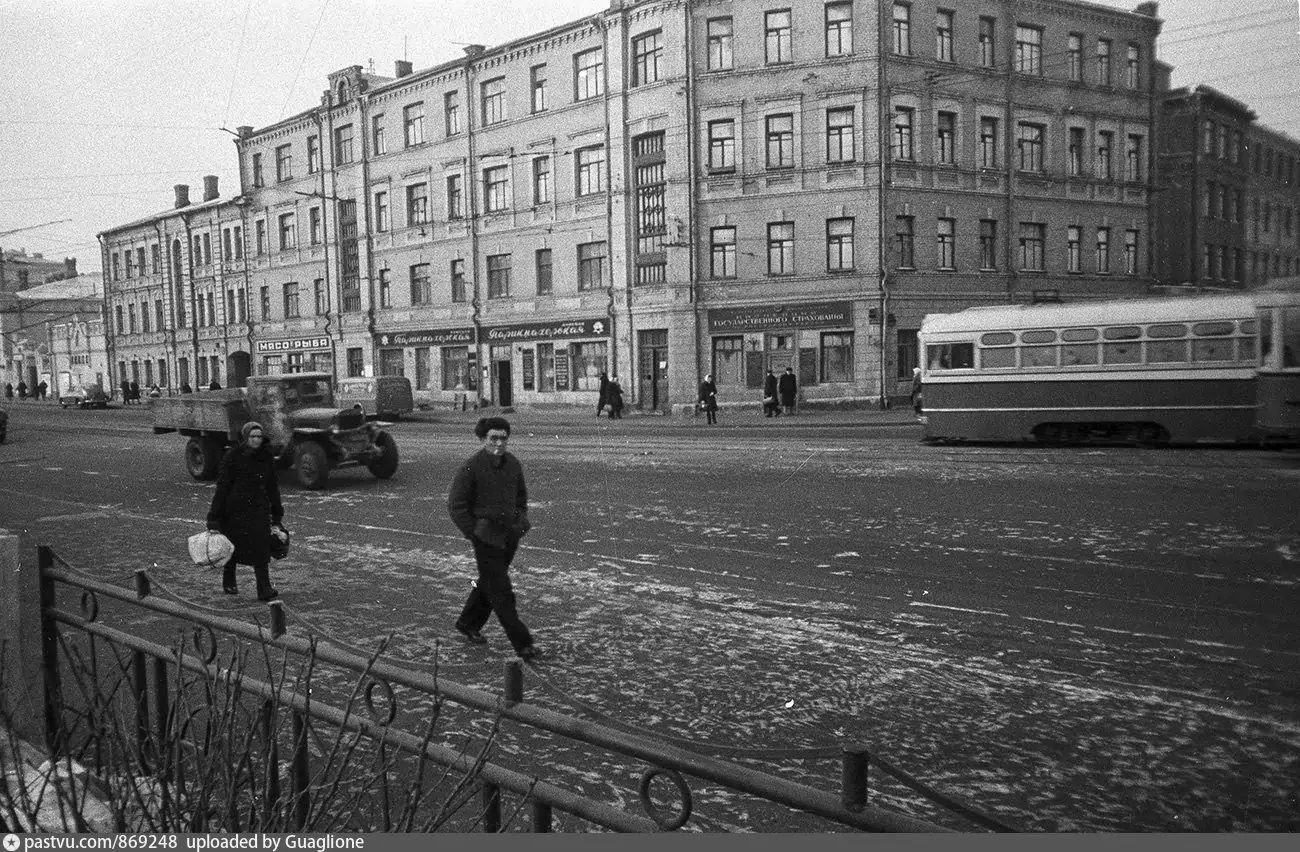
xmin=638 ymin=329 xmax=669 ymax=411
xmin=491 ymin=345 xmax=513 ymax=407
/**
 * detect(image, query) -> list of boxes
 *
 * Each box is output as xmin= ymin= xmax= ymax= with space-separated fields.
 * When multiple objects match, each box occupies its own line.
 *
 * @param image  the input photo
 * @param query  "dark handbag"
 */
xmin=269 ymin=525 xmax=290 ymax=560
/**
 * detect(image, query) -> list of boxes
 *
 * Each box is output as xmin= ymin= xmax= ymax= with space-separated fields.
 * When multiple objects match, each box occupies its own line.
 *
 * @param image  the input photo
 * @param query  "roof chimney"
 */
xmin=174 ymin=184 xmax=190 ymax=208
xmin=395 ymin=59 xmax=413 ymax=78
xmin=463 ymin=44 xmax=485 ymax=59
xmin=64 ymin=258 xmax=77 ymax=279
xmin=236 ymin=125 xmax=253 ymax=139
xmin=203 ymin=175 xmax=219 ymax=201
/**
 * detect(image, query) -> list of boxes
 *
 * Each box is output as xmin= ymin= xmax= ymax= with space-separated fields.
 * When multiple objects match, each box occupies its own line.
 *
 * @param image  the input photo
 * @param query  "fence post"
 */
xmin=132 ymin=650 xmax=150 ymax=771
xmin=0 ymin=533 xmax=48 ymax=744
xmin=841 ymin=744 xmax=870 ymax=812
xmin=482 ymin=784 xmax=501 ymax=832
xmin=503 ymin=660 xmax=523 ymax=707
xmin=261 ymin=700 xmax=280 ymax=829
xmin=531 ymin=801 xmax=553 ymax=833
xmin=291 ymin=710 xmax=310 ymax=830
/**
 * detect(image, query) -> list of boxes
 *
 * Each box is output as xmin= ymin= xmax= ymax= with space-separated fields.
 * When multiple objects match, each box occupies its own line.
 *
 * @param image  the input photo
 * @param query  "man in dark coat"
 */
xmin=762 ymin=369 xmax=780 ymax=417
xmin=209 ymin=379 xmax=222 ymax=391
xmin=447 ymin=416 xmax=541 ymax=660
xmin=698 ymin=374 xmax=718 ymax=425
xmin=129 ymin=379 xmax=140 ymax=404
xmin=180 ymin=382 xmax=193 ymax=394
xmin=606 ymin=374 xmax=625 ymax=419
xmin=17 ymin=381 xmax=28 ymax=399
xmin=778 ymin=366 xmax=798 ymax=415
xmin=596 ymin=370 xmax=610 ymax=417
xmin=207 ymin=421 xmax=285 ymax=600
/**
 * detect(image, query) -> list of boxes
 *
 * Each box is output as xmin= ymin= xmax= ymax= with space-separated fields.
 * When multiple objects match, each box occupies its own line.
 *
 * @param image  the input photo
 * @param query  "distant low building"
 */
xmin=1 ymin=250 xmax=81 ymax=390
xmin=8 ymin=273 xmax=104 ymax=396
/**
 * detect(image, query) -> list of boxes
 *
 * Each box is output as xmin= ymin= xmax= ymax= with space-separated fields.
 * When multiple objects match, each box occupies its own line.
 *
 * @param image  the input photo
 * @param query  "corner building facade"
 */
xmin=101 ymin=0 xmax=1166 ymax=410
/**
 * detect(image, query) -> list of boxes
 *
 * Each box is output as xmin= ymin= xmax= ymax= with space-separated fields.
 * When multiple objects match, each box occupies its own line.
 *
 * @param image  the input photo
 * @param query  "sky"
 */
xmin=2 ymin=0 xmax=1297 ymax=274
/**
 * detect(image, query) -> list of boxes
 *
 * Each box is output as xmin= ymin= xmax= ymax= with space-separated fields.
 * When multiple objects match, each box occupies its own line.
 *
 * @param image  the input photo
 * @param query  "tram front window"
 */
xmin=926 ymin=342 xmax=974 ymax=370
xmin=1284 ymin=307 xmax=1300 ymax=368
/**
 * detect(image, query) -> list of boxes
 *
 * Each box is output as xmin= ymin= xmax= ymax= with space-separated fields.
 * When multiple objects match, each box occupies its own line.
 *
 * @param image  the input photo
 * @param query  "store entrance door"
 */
xmin=491 ymin=346 xmax=513 ymax=407
xmin=637 ymin=329 xmax=669 ymax=412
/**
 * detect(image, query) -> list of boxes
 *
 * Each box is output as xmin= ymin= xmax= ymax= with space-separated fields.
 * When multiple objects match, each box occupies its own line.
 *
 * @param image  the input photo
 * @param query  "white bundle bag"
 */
xmin=188 ymin=530 xmax=234 ymax=569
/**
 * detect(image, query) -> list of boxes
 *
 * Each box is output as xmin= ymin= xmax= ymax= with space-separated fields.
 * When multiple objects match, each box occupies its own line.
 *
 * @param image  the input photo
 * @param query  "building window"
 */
xmin=156 ymin=300 xmax=166 ymax=330
xmin=487 ymin=253 xmax=512 ymax=299
xmin=451 ymin=259 xmax=466 ymax=303
xmin=409 ymin=262 xmax=431 ymax=305
xmin=1067 ymin=225 xmax=1082 ymax=272
xmin=314 ymin=278 xmax=328 ymax=315
xmin=1204 ymin=181 xmax=1215 ymax=218
xmin=535 ymin=248 xmax=553 ymax=296
xmin=255 ymin=220 xmax=267 ymax=255
xmin=826 ymin=2 xmax=852 ymax=57
xmin=406 ymin=182 xmax=429 ymax=225
xmin=278 ymin=213 xmax=296 ymax=250
xmin=374 ymin=190 xmax=389 ymax=231
xmin=821 ymin=332 xmax=854 ymax=382
xmin=1096 ymin=39 xmax=1112 ymax=85
xmin=275 ymin=144 xmax=292 ymax=182
xmin=307 ymin=135 xmax=320 ymax=173
xmin=1231 ymin=130 xmax=1242 ymax=165
xmin=114 ymin=304 xmax=123 ymax=334
xmin=1126 ymin=134 xmax=1143 ymax=182
xmin=1068 ymin=127 xmax=1085 ymax=176
xmin=578 ymin=241 xmax=607 ymax=291
xmin=1217 ymin=125 xmax=1228 ymax=160
xmin=978 ymin=16 xmax=997 ymax=68
xmin=1016 ymin=122 xmax=1044 ymax=172
xmin=377 ymin=268 xmax=392 ymax=308
xmin=936 ymin=111 xmax=956 ymax=164
xmin=896 ymin=216 xmax=915 ymax=268
xmin=1097 ymin=131 xmax=1113 ymax=179
xmin=765 ymin=9 xmax=792 ymax=64
xmin=633 ymin=30 xmax=663 ymax=85
xmin=443 ymin=92 xmax=460 ymax=136
xmin=346 ymin=348 xmax=363 ymax=378
xmin=979 ymin=117 xmax=998 ymax=167
xmin=711 ymin=226 xmax=736 ymax=278
xmin=530 ymin=64 xmax=548 ymax=113
xmin=309 ymin=207 xmax=322 ymax=245
xmin=893 ymin=107 xmax=914 ymax=160
xmin=371 ymin=114 xmax=386 ymax=155
xmin=483 ymin=166 xmax=509 ymax=213
xmin=826 ymin=107 xmax=855 ymax=163
xmin=1019 ymin=222 xmax=1045 ymax=271
xmin=283 ymin=282 xmax=300 ymax=318
xmin=400 ymin=102 xmax=424 ymax=148
xmin=1124 ymin=229 xmax=1139 ymax=275
xmin=709 ymin=119 xmax=736 ymax=170
xmin=936 ymin=218 xmax=955 ymax=270
xmin=633 ymin=131 xmax=667 ymax=263
xmin=892 ymin=3 xmax=911 ymax=55
xmin=124 ymin=248 xmax=135 ymax=278
xmin=128 ymin=303 xmax=137 ymax=333
xmin=768 ymin=222 xmax=794 ymax=275
xmin=575 ymin=48 xmax=604 ymax=101
xmin=151 ymin=243 xmax=161 ymax=273
xmin=251 ymin=153 xmax=263 ymax=187
xmin=935 ymin=10 xmax=954 ymax=62
xmin=979 ymin=219 xmax=998 ymax=270
xmin=1015 ymin=25 xmax=1042 ymax=74
xmin=707 ymin=17 xmax=734 ymax=70
xmin=481 ymin=77 xmax=506 ymax=125
xmin=334 ymin=124 xmax=354 ymax=163
xmin=1067 ymin=34 xmax=1082 ymax=81
xmin=1126 ymin=44 xmax=1140 ymax=88
xmin=532 ymin=156 xmax=551 ymax=205
xmin=766 ymin=114 xmax=794 ymax=169
xmin=1096 ymin=227 xmax=1111 ymax=273
xmin=576 ymin=146 xmax=606 ymax=196
xmin=1202 ymin=120 xmax=1215 ymax=156
xmin=827 ymin=217 xmax=854 ymax=271
xmin=140 ymin=300 xmax=150 ymax=332
xmin=446 ymin=174 xmax=463 ymax=219
xmin=259 ymin=286 xmax=270 ymax=320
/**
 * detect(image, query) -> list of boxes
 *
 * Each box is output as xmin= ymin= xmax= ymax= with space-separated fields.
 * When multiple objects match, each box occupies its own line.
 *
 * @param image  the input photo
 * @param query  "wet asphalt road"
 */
xmin=1 ymin=402 xmax=1298 ymax=831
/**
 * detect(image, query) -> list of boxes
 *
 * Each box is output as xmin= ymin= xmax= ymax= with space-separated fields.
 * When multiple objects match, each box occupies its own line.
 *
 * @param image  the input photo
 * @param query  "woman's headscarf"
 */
xmin=240 ymin=421 xmax=265 ymax=446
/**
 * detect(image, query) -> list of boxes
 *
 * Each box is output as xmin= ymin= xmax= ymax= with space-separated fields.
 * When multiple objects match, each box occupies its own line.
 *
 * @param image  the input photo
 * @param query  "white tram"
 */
xmin=918 ymin=294 xmax=1259 ymax=445
xmin=1255 ymin=277 xmax=1300 ymax=442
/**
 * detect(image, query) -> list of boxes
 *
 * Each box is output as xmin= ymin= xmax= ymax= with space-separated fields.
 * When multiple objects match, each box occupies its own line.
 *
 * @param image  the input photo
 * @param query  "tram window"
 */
xmin=927 ymin=343 xmax=974 ymax=369
xmin=1240 ymin=319 xmax=1257 ymax=335
xmin=1284 ymin=307 xmax=1300 ymax=367
xmin=1102 ymin=341 xmax=1140 ymax=364
xmin=980 ymin=347 xmax=1016 ymax=368
xmin=1192 ymin=338 xmax=1233 ymax=361
xmin=1259 ymin=315 xmax=1272 ymax=365
xmin=1192 ymin=321 xmax=1233 ymax=337
xmin=1239 ymin=335 xmax=1258 ymax=363
xmin=1062 ymin=327 xmax=1099 ymax=342
xmin=981 ymin=332 xmax=1015 ymax=345
xmin=1102 ymin=325 xmax=1140 ymax=340
xmin=1062 ymin=344 xmax=1099 ymax=365
xmin=1147 ymin=339 xmax=1189 ymax=363
xmin=1021 ymin=346 xmax=1058 ymax=367
xmin=1147 ymin=323 xmax=1187 ymax=339
xmin=1021 ymin=329 xmax=1056 ymax=344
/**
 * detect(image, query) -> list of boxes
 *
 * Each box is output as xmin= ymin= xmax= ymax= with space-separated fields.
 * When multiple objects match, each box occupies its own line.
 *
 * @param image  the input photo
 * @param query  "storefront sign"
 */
xmin=482 ymin=317 xmax=608 ymax=342
xmin=377 ymin=328 xmax=475 ymax=347
xmin=707 ymin=301 xmax=852 ymax=333
xmin=254 ymin=336 xmax=332 ymax=354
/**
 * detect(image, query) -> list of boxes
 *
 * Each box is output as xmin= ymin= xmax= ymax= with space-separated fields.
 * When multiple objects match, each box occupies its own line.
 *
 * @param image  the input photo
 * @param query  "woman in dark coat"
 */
xmin=698 ymin=374 xmax=718 ymax=425
xmin=606 ymin=374 xmax=625 ymax=419
xmin=762 ymin=369 xmax=780 ymax=417
xmin=595 ymin=370 xmax=610 ymax=417
xmin=778 ymin=366 xmax=798 ymax=415
xmin=207 ymin=421 xmax=285 ymax=600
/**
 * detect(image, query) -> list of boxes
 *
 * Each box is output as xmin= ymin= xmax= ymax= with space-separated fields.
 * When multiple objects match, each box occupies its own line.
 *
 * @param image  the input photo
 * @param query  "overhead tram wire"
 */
xmin=278 ymin=0 xmax=333 ymax=122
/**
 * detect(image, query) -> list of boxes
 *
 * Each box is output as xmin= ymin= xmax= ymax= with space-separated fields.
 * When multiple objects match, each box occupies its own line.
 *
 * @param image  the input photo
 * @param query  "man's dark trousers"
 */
xmin=457 ymin=539 xmax=533 ymax=652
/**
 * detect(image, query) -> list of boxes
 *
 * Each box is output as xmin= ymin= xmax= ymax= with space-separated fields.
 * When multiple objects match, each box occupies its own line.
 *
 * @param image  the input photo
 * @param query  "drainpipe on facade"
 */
xmin=1190 ymin=94 xmax=1200 ymax=286
xmin=684 ymin=3 xmax=702 ymax=401
xmin=151 ymin=221 xmax=173 ymax=389
xmin=1003 ymin=14 xmax=1017 ymax=304
xmin=316 ymin=109 xmax=339 ymax=370
xmin=97 ymin=235 xmax=116 ymax=396
xmin=464 ymin=55 xmax=484 ymax=404
xmin=358 ymin=89 xmax=377 ymax=341
xmin=181 ymin=213 xmax=201 ymax=383
xmin=876 ymin=0 xmax=889 ymax=410
xmin=603 ymin=7 xmax=622 ymax=387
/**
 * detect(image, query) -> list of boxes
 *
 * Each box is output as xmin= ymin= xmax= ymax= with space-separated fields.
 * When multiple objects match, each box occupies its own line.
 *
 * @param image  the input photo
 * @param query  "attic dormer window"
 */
xmin=337 ymin=81 xmax=347 ymax=103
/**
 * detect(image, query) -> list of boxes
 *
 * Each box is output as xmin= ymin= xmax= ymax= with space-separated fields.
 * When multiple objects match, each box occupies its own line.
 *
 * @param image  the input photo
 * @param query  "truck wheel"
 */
xmin=294 ymin=442 xmax=330 ymax=490
xmin=185 ymin=436 xmax=221 ymax=480
xmin=367 ymin=431 xmax=399 ymax=479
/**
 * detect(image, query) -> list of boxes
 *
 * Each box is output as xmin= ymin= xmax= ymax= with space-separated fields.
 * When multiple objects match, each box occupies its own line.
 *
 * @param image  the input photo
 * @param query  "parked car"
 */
xmin=0 ymin=407 xmax=7 ymax=443
xmin=336 ymin=375 xmax=414 ymax=421
xmin=60 ymin=385 xmax=111 ymax=410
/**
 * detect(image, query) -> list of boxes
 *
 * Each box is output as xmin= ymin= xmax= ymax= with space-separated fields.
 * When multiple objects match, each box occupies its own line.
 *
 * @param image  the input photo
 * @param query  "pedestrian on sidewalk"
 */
xmin=129 ymin=380 xmax=140 ymax=404
xmin=698 ymin=374 xmax=718 ymax=425
xmin=3 ymin=382 xmax=12 ymax=399
xmin=607 ymin=374 xmax=625 ymax=419
xmin=596 ymin=370 xmax=610 ymax=417
xmin=447 ymin=416 xmax=541 ymax=661
xmin=911 ymin=367 xmax=923 ymax=415
xmin=778 ymin=367 xmax=798 ymax=415
xmin=36 ymin=380 xmax=48 ymax=401
xmin=207 ymin=421 xmax=285 ymax=601
xmin=762 ymin=369 xmax=780 ymax=418
xmin=17 ymin=381 xmax=28 ymax=399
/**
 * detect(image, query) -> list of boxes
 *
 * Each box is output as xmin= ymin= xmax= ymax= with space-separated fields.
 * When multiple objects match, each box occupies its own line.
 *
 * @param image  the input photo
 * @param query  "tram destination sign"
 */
xmin=378 ymin=328 xmax=475 ymax=347
xmin=707 ymin=301 xmax=852 ymax=332
xmin=482 ymin=317 xmax=608 ymax=342
xmin=254 ymin=336 xmax=332 ymax=354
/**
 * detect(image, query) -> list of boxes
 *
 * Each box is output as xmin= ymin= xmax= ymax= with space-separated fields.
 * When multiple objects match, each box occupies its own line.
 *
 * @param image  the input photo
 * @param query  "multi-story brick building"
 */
xmin=2 ymin=250 xmax=80 ymax=390
xmin=98 ymin=0 xmax=1170 ymax=410
xmin=1154 ymin=84 xmax=1300 ymax=289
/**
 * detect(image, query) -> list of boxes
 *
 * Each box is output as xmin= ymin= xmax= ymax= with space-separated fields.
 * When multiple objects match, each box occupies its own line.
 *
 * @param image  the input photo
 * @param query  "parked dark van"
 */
xmin=336 ymin=376 xmax=414 ymax=420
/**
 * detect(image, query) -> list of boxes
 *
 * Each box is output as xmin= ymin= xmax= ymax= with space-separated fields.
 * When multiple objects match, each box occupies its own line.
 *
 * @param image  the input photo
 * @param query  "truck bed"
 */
xmin=151 ymin=392 xmax=250 ymax=438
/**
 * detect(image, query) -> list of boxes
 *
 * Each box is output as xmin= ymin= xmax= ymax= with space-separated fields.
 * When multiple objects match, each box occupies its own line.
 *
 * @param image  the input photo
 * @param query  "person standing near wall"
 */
xmin=698 ymin=374 xmax=718 ymax=425
xmin=778 ymin=367 xmax=797 ymax=415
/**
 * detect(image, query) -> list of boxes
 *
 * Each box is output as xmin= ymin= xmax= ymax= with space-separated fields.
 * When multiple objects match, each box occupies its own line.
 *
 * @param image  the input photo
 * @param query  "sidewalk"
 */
xmin=404 ymin=400 xmax=922 ymax=430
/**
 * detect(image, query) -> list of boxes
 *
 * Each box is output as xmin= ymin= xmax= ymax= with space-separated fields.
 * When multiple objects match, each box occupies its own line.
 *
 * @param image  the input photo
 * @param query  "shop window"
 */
xmin=440 ymin=346 xmax=473 ymax=390
xmin=568 ymin=341 xmax=608 ymax=391
xmin=712 ymin=335 xmax=745 ymax=385
xmin=821 ymin=332 xmax=854 ymax=382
